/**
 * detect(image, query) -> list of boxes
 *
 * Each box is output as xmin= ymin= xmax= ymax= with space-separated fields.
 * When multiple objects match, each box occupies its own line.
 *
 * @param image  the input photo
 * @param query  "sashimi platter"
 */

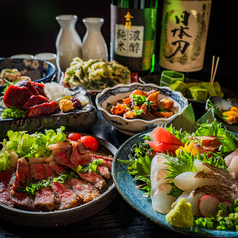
xmin=113 ymin=108 xmax=238 ymax=237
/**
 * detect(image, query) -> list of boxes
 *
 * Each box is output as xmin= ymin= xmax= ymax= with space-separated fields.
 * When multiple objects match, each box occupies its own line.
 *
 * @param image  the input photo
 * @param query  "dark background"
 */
xmin=0 ymin=0 xmax=236 ymax=92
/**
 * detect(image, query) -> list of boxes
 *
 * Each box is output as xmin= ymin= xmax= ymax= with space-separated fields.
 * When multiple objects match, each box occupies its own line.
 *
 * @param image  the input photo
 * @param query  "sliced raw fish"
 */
xmin=193 ymin=159 xmax=211 ymax=172
xmin=224 ymin=148 xmax=238 ymax=166
xmin=150 ymin=154 xmax=175 ymax=214
xmin=173 ymin=171 xmax=219 ymax=191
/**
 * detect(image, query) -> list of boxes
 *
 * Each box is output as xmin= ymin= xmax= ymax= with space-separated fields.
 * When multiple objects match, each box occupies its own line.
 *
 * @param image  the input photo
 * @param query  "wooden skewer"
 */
xmin=211 ymin=57 xmax=220 ymax=85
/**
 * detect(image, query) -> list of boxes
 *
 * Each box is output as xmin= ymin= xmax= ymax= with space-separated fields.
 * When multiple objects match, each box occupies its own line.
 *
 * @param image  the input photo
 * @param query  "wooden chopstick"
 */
xmin=210 ymin=56 xmax=220 ymax=85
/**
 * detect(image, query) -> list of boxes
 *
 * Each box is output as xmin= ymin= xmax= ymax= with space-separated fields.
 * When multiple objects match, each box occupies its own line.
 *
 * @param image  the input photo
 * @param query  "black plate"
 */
xmin=0 ymin=86 xmax=97 ymax=140
xmin=0 ymin=134 xmax=118 ymax=227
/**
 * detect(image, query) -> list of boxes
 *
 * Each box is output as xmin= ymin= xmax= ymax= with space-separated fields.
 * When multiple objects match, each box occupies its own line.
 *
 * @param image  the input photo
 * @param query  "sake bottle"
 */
xmin=110 ymin=0 xmax=158 ymax=76
xmin=159 ymin=0 xmax=212 ymax=73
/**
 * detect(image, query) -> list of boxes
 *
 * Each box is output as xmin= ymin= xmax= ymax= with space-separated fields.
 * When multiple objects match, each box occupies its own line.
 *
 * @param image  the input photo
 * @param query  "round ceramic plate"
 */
xmin=112 ymin=130 xmax=238 ymax=237
xmin=0 ymin=135 xmax=118 ymax=227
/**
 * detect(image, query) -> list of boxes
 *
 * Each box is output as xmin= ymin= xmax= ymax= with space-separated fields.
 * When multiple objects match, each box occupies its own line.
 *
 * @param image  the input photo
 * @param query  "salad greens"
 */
xmin=1 ymin=106 xmax=26 ymax=119
xmin=121 ymin=120 xmax=238 ymax=198
xmin=0 ymin=126 xmax=67 ymax=172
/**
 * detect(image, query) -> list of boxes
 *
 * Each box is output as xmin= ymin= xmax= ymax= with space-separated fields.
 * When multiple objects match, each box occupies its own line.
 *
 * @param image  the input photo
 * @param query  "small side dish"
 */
xmin=96 ymin=83 xmax=188 ymax=134
xmin=109 ymin=89 xmax=176 ymax=120
xmin=62 ymin=57 xmax=131 ymax=90
xmin=206 ymin=97 xmax=238 ymax=124
xmin=169 ymin=81 xmax=223 ymax=102
xmin=0 ymin=68 xmax=31 ymax=85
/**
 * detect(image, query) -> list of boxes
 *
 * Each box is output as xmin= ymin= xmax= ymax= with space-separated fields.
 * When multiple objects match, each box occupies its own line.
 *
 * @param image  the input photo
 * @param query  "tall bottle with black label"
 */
xmin=159 ymin=0 xmax=212 ymax=73
xmin=110 ymin=0 xmax=158 ymax=76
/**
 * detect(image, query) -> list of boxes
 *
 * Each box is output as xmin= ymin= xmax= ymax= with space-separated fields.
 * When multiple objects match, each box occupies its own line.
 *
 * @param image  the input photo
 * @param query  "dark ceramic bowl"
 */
xmin=0 ymin=57 xmax=56 ymax=92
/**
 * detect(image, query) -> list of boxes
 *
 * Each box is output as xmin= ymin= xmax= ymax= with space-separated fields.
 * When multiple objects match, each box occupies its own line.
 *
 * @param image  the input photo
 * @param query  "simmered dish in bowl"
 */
xmin=96 ymin=83 xmax=188 ymax=134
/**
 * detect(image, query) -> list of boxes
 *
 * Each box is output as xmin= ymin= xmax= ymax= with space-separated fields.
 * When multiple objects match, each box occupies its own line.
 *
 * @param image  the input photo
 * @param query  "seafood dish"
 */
xmin=117 ymin=120 xmax=238 ymax=232
xmin=206 ymin=96 xmax=238 ymax=124
xmin=0 ymin=128 xmax=113 ymax=212
xmin=108 ymin=89 xmax=176 ymax=120
xmin=0 ymin=68 xmax=31 ymax=86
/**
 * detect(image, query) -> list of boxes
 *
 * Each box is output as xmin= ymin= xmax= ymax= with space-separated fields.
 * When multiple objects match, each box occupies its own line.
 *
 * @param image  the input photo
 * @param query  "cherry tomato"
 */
xmin=67 ymin=132 xmax=83 ymax=141
xmin=81 ymin=136 xmax=99 ymax=151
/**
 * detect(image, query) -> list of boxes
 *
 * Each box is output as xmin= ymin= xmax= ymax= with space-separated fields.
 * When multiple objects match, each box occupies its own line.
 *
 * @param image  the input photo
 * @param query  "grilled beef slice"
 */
xmin=43 ymin=164 xmax=81 ymax=210
xmin=0 ymin=168 xmax=15 ymax=206
xmin=51 ymin=141 xmax=106 ymax=190
xmin=30 ymin=163 xmax=59 ymax=211
xmin=10 ymin=158 xmax=35 ymax=210
xmin=49 ymin=161 xmax=100 ymax=203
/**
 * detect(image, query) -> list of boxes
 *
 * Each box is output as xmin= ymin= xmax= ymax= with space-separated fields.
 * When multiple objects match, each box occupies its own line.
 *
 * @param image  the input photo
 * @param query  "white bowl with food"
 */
xmin=96 ymin=83 xmax=188 ymax=135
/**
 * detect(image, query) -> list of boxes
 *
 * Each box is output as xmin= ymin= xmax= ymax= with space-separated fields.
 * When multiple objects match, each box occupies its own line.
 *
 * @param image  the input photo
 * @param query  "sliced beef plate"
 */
xmin=50 ymin=141 xmax=107 ymax=190
xmin=49 ymin=161 xmax=100 ymax=204
xmin=0 ymin=169 xmax=15 ymax=206
xmin=30 ymin=163 xmax=59 ymax=211
xmin=26 ymin=101 xmax=59 ymax=117
xmin=43 ymin=163 xmax=81 ymax=210
xmin=3 ymin=85 xmax=33 ymax=109
xmin=23 ymin=95 xmax=49 ymax=110
xmin=10 ymin=158 xmax=35 ymax=210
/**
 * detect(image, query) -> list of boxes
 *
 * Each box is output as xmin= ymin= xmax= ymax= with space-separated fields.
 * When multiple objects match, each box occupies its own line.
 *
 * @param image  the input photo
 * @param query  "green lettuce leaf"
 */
xmin=0 ymin=126 xmax=67 ymax=171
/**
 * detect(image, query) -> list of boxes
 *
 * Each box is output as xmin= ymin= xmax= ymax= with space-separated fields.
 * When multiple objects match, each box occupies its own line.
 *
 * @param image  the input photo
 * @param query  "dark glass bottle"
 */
xmin=110 ymin=0 xmax=158 ymax=76
xmin=158 ymin=0 xmax=212 ymax=79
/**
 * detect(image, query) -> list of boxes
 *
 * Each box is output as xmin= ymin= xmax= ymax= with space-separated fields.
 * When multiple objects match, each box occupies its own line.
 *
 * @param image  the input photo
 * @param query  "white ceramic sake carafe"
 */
xmin=82 ymin=17 xmax=108 ymax=61
xmin=56 ymin=15 xmax=82 ymax=72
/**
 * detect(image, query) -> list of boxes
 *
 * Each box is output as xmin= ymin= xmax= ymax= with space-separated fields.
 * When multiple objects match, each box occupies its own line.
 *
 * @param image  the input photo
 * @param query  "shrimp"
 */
xmin=150 ymin=154 xmax=176 ymax=214
xmin=0 ymin=68 xmax=21 ymax=82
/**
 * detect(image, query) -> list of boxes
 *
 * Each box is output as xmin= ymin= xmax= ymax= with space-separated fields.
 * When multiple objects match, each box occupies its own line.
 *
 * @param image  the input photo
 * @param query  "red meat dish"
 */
xmin=30 ymin=163 xmax=59 ymax=211
xmin=49 ymin=161 xmax=100 ymax=204
xmin=50 ymin=141 xmax=107 ymax=190
xmin=10 ymin=158 xmax=35 ymax=210
xmin=43 ymin=163 xmax=81 ymax=210
xmin=0 ymin=169 xmax=15 ymax=206
xmin=26 ymin=101 xmax=59 ymax=117
xmin=31 ymin=82 xmax=48 ymax=98
xmin=23 ymin=95 xmax=49 ymax=110
xmin=3 ymin=85 xmax=33 ymax=109
xmin=15 ymin=80 xmax=39 ymax=96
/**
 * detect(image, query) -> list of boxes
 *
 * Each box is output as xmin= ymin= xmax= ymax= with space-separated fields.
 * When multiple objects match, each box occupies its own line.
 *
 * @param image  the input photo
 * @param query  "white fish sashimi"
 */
xmin=224 ymin=148 xmax=238 ymax=167
xmin=150 ymin=154 xmax=175 ymax=214
xmin=173 ymin=171 xmax=217 ymax=191
xmin=152 ymin=186 xmax=176 ymax=214
xmin=227 ymin=156 xmax=238 ymax=180
xmin=150 ymin=155 xmax=170 ymax=198
xmin=194 ymin=159 xmax=211 ymax=172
